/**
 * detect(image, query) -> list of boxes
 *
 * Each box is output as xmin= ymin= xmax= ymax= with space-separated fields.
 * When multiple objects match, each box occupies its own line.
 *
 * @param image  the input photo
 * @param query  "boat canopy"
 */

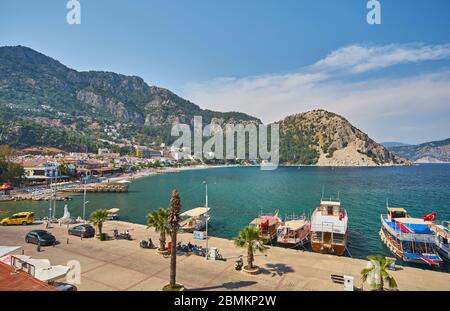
xmin=181 ymin=207 xmax=209 ymax=218
xmin=108 ymin=208 xmax=120 ymax=214
xmin=387 ymin=207 xmax=407 ymax=213
xmin=395 ymin=217 xmax=432 ymax=225
xmin=250 ymin=218 xmax=279 ymax=226
xmin=320 ymin=200 xmax=341 ymax=207
xmin=281 ymin=219 xmax=307 ymax=231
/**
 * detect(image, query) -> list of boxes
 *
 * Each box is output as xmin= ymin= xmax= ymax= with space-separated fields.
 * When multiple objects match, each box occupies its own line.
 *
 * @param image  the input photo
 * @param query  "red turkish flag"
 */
xmin=423 ymin=212 xmax=436 ymax=222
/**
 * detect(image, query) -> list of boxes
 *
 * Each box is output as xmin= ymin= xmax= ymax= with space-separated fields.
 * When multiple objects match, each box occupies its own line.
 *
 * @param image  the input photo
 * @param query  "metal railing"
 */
xmin=311 ymin=221 xmax=346 ymax=234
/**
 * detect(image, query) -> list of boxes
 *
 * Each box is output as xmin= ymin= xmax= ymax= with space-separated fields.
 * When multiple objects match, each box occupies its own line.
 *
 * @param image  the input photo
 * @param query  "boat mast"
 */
xmin=203 ymin=181 xmax=209 ymax=259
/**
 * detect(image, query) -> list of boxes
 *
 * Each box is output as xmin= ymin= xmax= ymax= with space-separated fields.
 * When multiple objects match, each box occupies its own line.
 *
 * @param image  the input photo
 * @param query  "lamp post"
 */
xmin=203 ymin=181 xmax=209 ymax=260
xmin=49 ymin=177 xmax=53 ymax=219
xmin=82 ymin=176 xmax=89 ymax=222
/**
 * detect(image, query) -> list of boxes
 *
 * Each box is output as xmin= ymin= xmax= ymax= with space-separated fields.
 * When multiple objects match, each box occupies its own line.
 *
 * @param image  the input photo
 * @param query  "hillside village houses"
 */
xmin=8 ymin=143 xmax=201 ymax=186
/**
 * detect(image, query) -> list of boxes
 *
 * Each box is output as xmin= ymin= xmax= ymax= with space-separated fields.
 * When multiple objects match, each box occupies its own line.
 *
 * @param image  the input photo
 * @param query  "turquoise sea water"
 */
xmin=2 ymin=164 xmax=450 ymax=272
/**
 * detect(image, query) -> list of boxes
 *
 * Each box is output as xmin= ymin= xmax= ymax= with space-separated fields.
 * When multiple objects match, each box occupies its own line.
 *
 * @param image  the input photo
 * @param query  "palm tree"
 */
xmin=361 ymin=255 xmax=398 ymax=291
xmin=147 ymin=208 xmax=170 ymax=251
xmin=168 ymin=190 xmax=181 ymax=289
xmin=90 ymin=209 xmax=109 ymax=237
xmin=234 ymin=226 xmax=266 ymax=270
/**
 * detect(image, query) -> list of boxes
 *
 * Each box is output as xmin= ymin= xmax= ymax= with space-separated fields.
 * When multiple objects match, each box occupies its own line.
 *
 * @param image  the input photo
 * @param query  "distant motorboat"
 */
xmin=179 ymin=207 xmax=210 ymax=233
xmin=107 ymin=208 xmax=120 ymax=220
xmin=116 ymin=179 xmax=131 ymax=184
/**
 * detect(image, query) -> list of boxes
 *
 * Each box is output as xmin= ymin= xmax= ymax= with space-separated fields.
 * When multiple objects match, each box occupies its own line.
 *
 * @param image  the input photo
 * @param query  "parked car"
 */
xmin=25 ymin=230 xmax=56 ymax=246
xmin=68 ymin=224 xmax=95 ymax=238
xmin=51 ymin=282 xmax=78 ymax=291
xmin=1 ymin=212 xmax=35 ymax=226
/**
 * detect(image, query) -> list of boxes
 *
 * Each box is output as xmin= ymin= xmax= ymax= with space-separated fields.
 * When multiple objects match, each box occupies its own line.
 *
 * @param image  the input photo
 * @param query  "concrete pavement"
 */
xmin=0 ymin=220 xmax=449 ymax=291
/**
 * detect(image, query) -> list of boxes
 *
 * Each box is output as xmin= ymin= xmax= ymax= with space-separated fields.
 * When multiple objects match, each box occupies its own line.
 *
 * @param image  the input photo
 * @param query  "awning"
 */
xmin=27 ymin=259 xmax=51 ymax=270
xmin=34 ymin=265 xmax=70 ymax=282
xmin=0 ymin=255 xmax=30 ymax=265
xmin=181 ymin=207 xmax=209 ymax=217
xmin=0 ymin=246 xmax=21 ymax=257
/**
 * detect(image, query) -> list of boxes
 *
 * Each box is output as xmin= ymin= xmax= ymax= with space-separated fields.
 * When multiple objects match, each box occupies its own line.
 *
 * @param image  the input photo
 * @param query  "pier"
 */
xmin=60 ymin=184 xmax=129 ymax=193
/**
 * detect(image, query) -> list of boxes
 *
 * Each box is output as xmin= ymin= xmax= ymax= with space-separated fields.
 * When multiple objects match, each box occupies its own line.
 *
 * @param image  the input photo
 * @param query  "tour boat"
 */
xmin=179 ymin=207 xmax=210 ymax=233
xmin=379 ymin=207 xmax=443 ymax=266
xmin=430 ymin=221 xmax=450 ymax=260
xmin=250 ymin=210 xmax=282 ymax=244
xmin=310 ymin=198 xmax=348 ymax=256
xmin=276 ymin=215 xmax=310 ymax=248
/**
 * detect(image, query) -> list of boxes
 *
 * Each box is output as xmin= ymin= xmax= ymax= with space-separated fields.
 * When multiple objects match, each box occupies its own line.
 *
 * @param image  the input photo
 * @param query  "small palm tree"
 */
xmin=168 ymin=190 xmax=181 ymax=289
xmin=234 ymin=226 xmax=266 ymax=270
xmin=90 ymin=209 xmax=109 ymax=237
xmin=361 ymin=255 xmax=398 ymax=291
xmin=147 ymin=208 xmax=170 ymax=251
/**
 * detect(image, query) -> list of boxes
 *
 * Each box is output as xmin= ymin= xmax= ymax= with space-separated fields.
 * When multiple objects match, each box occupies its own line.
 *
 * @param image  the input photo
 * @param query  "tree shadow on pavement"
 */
xmin=259 ymin=263 xmax=294 ymax=277
xmin=187 ymin=281 xmax=258 ymax=291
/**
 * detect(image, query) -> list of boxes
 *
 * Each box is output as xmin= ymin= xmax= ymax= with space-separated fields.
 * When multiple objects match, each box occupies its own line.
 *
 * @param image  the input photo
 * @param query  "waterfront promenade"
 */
xmin=0 ymin=221 xmax=449 ymax=291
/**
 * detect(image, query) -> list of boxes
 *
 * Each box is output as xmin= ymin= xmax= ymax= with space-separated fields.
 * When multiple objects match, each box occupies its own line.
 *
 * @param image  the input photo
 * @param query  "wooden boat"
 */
xmin=430 ymin=221 xmax=450 ymax=260
xmin=380 ymin=207 xmax=442 ymax=266
xmin=249 ymin=210 xmax=282 ymax=243
xmin=310 ymin=198 xmax=348 ymax=256
xmin=276 ymin=215 xmax=310 ymax=248
xmin=179 ymin=207 xmax=210 ymax=233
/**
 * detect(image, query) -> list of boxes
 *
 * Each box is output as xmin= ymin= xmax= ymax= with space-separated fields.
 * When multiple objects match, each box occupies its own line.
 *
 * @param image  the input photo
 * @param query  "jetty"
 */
xmin=60 ymin=184 xmax=129 ymax=193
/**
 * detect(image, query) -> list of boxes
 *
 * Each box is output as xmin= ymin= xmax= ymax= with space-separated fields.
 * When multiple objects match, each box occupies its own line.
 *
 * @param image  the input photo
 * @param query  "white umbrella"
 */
xmin=0 ymin=246 xmax=20 ymax=257
xmin=34 ymin=265 xmax=70 ymax=282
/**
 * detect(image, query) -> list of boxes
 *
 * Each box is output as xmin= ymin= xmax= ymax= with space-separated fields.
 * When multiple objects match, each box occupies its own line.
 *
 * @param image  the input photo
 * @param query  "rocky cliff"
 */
xmin=278 ymin=110 xmax=411 ymax=166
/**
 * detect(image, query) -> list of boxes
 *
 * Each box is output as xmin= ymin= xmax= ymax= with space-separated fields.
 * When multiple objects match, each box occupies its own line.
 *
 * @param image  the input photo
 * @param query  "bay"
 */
xmin=2 ymin=164 xmax=450 ymax=272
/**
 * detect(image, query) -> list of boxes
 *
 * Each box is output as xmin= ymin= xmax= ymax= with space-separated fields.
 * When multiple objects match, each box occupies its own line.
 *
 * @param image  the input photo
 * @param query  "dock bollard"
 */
xmin=67 ymin=238 xmax=69 ymax=244
xmin=22 ymin=249 xmax=24 ymax=255
xmin=37 ymin=243 xmax=41 ymax=252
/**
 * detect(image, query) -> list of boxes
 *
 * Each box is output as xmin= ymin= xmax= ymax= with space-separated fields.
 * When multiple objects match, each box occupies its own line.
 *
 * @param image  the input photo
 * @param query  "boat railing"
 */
xmin=380 ymin=215 xmax=435 ymax=243
xmin=284 ymin=214 xmax=306 ymax=222
xmin=310 ymin=222 xmax=346 ymax=234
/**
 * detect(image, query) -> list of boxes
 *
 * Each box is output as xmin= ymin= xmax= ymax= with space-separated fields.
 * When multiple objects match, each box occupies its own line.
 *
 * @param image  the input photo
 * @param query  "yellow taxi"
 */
xmin=0 ymin=212 xmax=35 ymax=226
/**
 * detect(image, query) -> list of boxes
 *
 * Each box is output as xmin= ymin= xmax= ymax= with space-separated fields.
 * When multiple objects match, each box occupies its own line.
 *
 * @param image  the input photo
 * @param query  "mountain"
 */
xmin=0 ymin=46 xmax=260 ymax=151
xmin=277 ymin=110 xmax=411 ymax=166
xmin=381 ymin=142 xmax=410 ymax=148
xmin=0 ymin=46 xmax=411 ymax=166
xmin=389 ymin=138 xmax=450 ymax=163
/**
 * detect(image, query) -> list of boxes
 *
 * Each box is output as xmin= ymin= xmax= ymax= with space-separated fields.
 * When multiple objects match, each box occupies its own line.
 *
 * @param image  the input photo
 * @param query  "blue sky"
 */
xmin=1 ymin=0 xmax=450 ymax=143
